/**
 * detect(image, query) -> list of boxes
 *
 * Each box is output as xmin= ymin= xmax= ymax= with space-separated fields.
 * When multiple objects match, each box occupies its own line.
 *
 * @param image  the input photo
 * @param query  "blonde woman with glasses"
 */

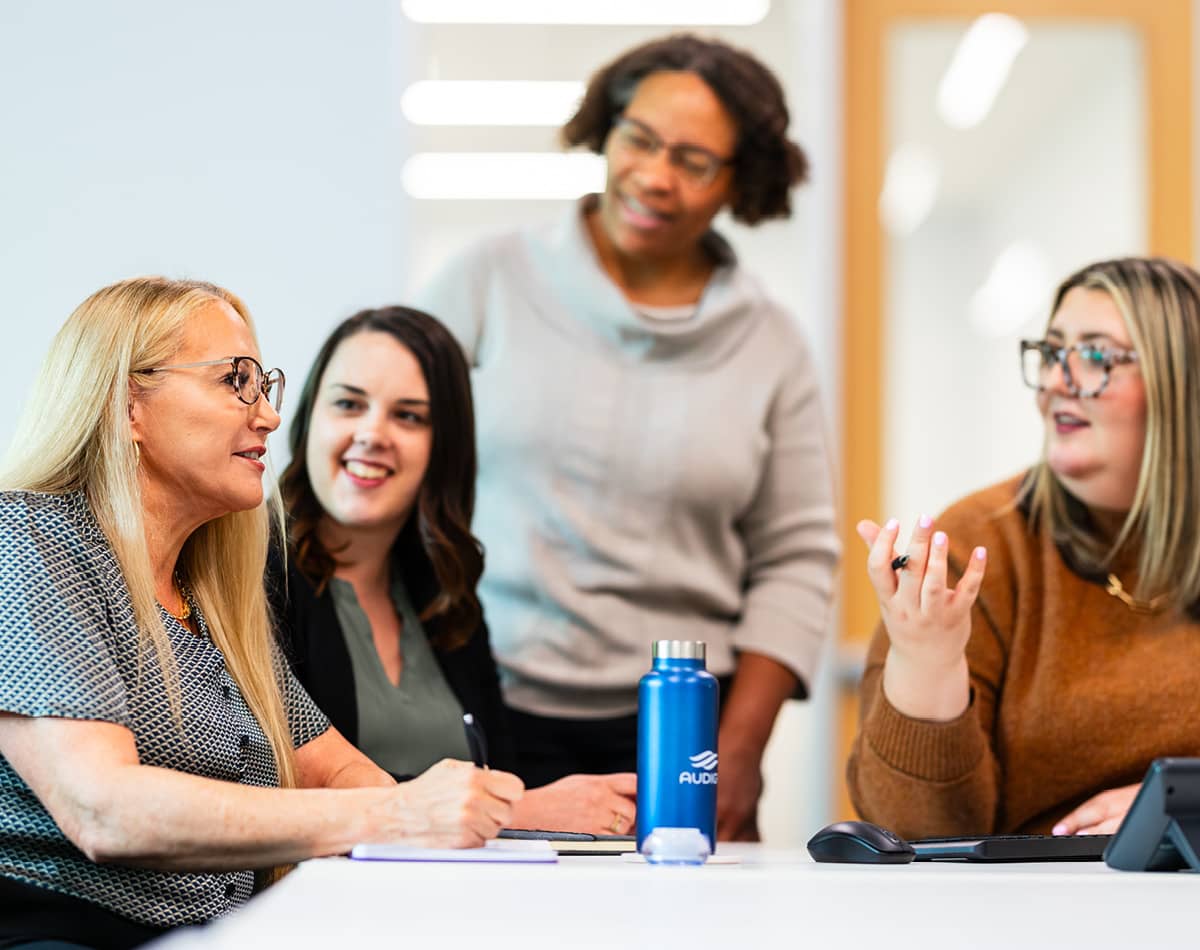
xmin=848 ymin=257 xmax=1200 ymax=841
xmin=0 ymin=278 xmax=522 ymax=949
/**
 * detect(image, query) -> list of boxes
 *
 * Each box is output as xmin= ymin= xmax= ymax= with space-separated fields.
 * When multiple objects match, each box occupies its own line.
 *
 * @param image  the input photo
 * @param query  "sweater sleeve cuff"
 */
xmin=864 ymin=686 xmax=985 ymax=783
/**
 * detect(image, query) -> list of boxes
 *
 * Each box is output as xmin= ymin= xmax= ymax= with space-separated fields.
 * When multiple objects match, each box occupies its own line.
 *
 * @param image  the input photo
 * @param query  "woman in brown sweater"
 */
xmin=847 ymin=256 xmax=1200 ymax=839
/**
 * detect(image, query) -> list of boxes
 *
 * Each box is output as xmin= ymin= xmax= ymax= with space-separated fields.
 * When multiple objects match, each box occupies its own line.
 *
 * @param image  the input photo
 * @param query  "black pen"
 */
xmin=462 ymin=713 xmax=489 ymax=769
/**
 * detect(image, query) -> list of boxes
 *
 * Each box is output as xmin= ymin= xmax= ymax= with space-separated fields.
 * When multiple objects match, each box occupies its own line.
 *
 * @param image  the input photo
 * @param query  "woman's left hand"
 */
xmin=509 ymin=773 xmax=637 ymax=836
xmin=1052 ymin=783 xmax=1141 ymax=835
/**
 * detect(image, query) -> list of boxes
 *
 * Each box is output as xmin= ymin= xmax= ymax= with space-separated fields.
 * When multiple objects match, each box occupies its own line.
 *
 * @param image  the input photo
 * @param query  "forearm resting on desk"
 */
xmin=0 ymin=716 xmax=524 ymax=870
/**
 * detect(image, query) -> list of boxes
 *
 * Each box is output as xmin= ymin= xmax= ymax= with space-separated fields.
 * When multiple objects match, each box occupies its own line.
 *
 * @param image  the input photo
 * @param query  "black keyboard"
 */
xmin=910 ymin=833 xmax=1112 ymax=862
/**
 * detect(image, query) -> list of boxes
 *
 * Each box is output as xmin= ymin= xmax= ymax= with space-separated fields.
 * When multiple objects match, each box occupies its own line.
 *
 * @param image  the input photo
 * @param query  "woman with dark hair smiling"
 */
xmin=272 ymin=306 xmax=637 ymax=834
xmin=417 ymin=34 xmax=840 ymax=841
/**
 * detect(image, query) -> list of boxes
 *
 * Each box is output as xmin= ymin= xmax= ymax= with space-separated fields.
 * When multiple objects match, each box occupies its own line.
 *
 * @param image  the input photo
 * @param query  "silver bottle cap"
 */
xmin=652 ymin=640 xmax=706 ymax=660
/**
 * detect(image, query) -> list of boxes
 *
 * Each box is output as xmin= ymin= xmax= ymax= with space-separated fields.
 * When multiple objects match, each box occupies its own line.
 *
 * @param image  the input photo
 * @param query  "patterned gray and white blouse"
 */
xmin=0 ymin=490 xmax=330 ymax=928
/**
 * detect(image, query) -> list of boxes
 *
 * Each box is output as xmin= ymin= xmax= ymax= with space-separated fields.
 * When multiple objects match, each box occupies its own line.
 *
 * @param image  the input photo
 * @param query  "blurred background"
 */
xmin=0 ymin=0 xmax=1192 ymax=844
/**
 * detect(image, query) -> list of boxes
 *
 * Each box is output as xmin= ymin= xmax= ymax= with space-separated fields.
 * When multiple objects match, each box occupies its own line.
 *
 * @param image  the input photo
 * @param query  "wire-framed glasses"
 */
xmin=1019 ymin=339 xmax=1138 ymax=399
xmin=609 ymin=115 xmax=734 ymax=189
xmin=140 ymin=355 xmax=286 ymax=411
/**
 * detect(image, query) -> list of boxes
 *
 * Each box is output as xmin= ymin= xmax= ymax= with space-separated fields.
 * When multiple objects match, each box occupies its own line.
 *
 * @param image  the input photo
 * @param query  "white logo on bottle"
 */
xmin=678 ymin=749 xmax=719 ymax=785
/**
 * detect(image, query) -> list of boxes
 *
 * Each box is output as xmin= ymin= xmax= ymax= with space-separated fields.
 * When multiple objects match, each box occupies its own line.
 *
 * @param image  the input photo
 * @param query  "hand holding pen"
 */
xmin=381 ymin=758 xmax=524 ymax=848
xmin=462 ymin=713 xmax=489 ymax=769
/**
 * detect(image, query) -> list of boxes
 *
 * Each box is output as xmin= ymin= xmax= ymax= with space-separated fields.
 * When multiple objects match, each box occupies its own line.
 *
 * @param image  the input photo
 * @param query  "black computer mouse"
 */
xmin=806 ymin=820 xmax=916 ymax=864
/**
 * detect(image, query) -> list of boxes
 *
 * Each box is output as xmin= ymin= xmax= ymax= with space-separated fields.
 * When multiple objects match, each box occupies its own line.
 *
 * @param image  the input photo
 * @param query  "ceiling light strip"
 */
xmin=401 ymin=0 xmax=769 ymax=26
xmin=401 ymin=80 xmax=585 ymax=127
xmin=402 ymin=152 xmax=606 ymax=200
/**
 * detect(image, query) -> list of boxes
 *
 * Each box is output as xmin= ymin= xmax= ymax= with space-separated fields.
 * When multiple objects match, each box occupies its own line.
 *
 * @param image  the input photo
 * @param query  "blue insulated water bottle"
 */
xmin=636 ymin=640 xmax=720 ymax=851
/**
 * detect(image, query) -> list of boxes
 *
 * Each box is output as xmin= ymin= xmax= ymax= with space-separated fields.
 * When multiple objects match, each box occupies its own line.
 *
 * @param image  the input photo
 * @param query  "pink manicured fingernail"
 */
xmin=1051 ymin=823 xmax=1068 ymax=836
xmin=974 ymin=547 xmax=987 ymax=561
xmin=885 ymin=518 xmax=899 ymax=532
xmin=933 ymin=531 xmax=947 ymax=547
xmin=919 ymin=514 xmax=933 ymax=529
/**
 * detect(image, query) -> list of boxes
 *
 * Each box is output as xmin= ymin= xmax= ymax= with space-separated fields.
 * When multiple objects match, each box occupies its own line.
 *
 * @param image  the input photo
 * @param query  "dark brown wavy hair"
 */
xmin=279 ymin=307 xmax=482 ymax=650
xmin=562 ymin=33 xmax=809 ymax=224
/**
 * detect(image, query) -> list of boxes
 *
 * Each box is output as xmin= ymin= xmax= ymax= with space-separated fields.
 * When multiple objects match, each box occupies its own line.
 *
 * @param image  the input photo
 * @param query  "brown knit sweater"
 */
xmin=847 ymin=475 xmax=1200 ymax=839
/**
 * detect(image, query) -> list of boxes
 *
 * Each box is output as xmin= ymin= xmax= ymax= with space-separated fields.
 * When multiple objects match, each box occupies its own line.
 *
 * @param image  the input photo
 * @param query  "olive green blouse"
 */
xmin=327 ymin=574 xmax=470 ymax=776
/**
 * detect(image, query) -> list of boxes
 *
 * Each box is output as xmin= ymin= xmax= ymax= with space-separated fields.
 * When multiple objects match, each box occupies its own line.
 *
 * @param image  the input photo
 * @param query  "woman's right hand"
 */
xmin=367 ymin=758 xmax=525 ymax=848
xmin=857 ymin=515 xmax=987 ymax=720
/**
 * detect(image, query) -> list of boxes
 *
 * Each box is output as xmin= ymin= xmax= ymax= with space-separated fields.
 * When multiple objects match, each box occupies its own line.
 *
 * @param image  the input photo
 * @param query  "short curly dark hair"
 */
xmin=562 ymin=33 xmax=809 ymax=225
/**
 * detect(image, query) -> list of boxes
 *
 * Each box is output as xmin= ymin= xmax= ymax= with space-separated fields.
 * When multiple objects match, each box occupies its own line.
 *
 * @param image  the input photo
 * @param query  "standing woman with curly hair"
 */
xmin=417 ymin=34 xmax=840 ymax=841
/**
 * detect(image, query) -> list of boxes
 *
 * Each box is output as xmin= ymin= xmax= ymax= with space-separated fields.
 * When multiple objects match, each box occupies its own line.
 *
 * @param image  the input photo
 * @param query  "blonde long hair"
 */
xmin=1024 ymin=257 xmax=1200 ymax=613
xmin=0 ymin=277 xmax=297 ymax=792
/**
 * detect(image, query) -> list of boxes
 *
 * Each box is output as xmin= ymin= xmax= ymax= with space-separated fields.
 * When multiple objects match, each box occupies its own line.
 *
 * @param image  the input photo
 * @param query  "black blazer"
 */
xmin=267 ymin=546 xmax=516 ymax=775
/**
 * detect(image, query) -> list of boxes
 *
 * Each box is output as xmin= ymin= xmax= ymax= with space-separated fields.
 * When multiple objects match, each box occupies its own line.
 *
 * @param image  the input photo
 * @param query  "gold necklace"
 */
xmin=162 ymin=574 xmax=192 ymax=622
xmin=1104 ymin=573 xmax=1168 ymax=614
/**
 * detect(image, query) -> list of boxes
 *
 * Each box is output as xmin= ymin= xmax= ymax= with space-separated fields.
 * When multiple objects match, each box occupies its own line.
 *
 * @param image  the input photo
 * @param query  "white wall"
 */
xmin=0 ymin=0 xmax=409 ymax=448
xmin=756 ymin=0 xmax=843 ymax=845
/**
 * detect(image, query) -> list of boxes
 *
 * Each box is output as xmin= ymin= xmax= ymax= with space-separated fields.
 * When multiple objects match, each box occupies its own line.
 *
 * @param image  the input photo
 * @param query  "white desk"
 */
xmin=155 ymin=846 xmax=1196 ymax=949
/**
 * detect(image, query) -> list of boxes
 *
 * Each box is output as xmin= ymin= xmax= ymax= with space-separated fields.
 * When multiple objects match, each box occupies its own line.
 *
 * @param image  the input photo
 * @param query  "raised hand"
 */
xmin=510 ymin=773 xmax=637 ymax=836
xmin=857 ymin=515 xmax=987 ymax=720
xmin=367 ymin=758 xmax=524 ymax=848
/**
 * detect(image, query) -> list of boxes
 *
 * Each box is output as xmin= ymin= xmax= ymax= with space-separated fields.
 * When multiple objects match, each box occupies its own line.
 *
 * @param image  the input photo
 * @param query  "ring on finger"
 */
xmin=609 ymin=812 xmax=628 ymax=834
xmin=891 ymin=554 xmax=910 ymax=571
